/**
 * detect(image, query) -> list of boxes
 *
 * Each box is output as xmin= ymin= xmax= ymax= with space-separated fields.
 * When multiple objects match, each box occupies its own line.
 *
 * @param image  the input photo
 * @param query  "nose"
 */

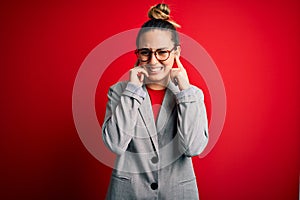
xmin=149 ymin=52 xmax=158 ymax=65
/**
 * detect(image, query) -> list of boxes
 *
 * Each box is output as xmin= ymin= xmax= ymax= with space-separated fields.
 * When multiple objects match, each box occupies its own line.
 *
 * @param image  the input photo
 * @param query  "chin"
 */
xmin=146 ymin=75 xmax=169 ymax=85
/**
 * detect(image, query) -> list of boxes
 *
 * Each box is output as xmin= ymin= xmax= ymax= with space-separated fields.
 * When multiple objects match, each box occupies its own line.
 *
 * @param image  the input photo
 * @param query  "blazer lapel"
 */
xmin=156 ymin=82 xmax=179 ymax=134
xmin=138 ymin=86 xmax=159 ymax=152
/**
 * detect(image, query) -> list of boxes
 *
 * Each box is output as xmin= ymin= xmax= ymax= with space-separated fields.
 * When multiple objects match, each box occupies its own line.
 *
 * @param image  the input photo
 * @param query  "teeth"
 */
xmin=149 ymin=67 xmax=163 ymax=72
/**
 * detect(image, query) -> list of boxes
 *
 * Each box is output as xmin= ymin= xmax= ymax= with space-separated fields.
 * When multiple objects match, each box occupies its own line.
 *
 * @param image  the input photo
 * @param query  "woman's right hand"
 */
xmin=129 ymin=61 xmax=149 ymax=87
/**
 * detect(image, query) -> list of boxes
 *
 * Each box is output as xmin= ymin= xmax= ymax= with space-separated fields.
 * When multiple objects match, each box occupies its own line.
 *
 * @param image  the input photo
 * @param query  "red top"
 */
xmin=146 ymin=86 xmax=166 ymax=121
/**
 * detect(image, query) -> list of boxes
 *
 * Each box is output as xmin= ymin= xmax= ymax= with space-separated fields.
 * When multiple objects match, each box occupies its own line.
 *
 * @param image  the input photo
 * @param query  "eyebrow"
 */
xmin=138 ymin=47 xmax=169 ymax=50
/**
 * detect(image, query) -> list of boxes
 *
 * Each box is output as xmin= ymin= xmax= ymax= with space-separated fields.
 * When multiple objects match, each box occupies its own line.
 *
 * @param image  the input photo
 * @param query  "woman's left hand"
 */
xmin=170 ymin=56 xmax=191 ymax=91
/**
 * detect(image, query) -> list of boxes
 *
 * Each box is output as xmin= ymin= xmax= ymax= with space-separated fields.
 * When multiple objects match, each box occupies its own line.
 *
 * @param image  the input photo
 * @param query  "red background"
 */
xmin=1 ymin=0 xmax=299 ymax=199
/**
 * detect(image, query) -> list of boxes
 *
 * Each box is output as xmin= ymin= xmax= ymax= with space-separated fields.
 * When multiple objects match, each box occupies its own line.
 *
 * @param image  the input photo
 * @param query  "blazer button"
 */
xmin=150 ymin=183 xmax=158 ymax=190
xmin=151 ymin=156 xmax=159 ymax=164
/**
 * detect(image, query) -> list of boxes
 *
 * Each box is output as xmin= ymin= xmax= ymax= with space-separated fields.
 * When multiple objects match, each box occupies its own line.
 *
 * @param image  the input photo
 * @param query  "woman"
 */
xmin=102 ymin=3 xmax=209 ymax=200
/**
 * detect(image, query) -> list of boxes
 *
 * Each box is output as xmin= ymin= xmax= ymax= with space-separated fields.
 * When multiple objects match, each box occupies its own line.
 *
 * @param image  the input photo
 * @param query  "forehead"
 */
xmin=138 ymin=29 xmax=173 ymax=49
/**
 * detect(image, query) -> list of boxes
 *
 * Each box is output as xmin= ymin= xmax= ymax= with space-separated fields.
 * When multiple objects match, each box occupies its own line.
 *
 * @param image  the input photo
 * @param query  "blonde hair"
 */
xmin=148 ymin=4 xmax=181 ymax=28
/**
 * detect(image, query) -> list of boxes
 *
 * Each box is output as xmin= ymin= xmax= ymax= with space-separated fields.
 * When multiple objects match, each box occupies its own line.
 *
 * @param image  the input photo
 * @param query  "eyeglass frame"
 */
xmin=134 ymin=45 xmax=179 ymax=62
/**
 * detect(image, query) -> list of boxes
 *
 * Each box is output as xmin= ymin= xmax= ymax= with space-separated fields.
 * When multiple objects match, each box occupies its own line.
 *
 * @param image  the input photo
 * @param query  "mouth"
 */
xmin=146 ymin=66 xmax=164 ymax=73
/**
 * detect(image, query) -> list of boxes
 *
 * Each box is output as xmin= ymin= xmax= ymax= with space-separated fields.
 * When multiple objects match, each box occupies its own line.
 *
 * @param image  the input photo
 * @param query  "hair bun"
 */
xmin=147 ymin=3 xmax=181 ymax=28
xmin=148 ymin=3 xmax=170 ymax=20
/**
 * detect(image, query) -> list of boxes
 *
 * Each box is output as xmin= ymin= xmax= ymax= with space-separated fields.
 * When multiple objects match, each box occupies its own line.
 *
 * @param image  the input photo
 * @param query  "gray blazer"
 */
xmin=102 ymin=81 xmax=208 ymax=200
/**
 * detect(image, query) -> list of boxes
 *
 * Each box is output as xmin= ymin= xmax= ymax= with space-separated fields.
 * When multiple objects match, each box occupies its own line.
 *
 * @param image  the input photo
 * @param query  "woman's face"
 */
xmin=137 ymin=29 xmax=179 ymax=87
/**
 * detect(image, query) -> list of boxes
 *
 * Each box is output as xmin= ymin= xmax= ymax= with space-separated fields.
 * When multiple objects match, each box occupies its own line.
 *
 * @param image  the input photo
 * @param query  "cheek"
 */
xmin=162 ymin=65 xmax=173 ymax=76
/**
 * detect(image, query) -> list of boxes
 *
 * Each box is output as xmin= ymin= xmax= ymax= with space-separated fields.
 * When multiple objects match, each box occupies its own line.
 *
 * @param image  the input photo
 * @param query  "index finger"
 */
xmin=175 ymin=56 xmax=184 ymax=70
xmin=135 ymin=67 xmax=149 ymax=77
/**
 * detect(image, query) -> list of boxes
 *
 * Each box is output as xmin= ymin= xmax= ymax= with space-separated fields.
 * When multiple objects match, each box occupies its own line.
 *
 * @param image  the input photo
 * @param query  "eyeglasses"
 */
xmin=135 ymin=46 xmax=177 ymax=62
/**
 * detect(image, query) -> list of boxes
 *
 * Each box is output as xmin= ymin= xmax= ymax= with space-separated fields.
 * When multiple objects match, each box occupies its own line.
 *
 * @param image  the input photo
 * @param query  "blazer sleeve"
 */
xmin=175 ymin=86 xmax=209 ymax=157
xmin=102 ymin=82 xmax=146 ymax=155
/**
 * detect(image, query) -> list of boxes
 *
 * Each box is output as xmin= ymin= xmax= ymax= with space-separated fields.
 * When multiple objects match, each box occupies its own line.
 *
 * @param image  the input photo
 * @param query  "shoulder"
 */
xmin=174 ymin=84 xmax=205 ymax=103
xmin=109 ymin=81 xmax=128 ymax=93
xmin=191 ymin=85 xmax=204 ymax=97
xmin=189 ymin=85 xmax=205 ymax=101
xmin=167 ymin=81 xmax=204 ymax=96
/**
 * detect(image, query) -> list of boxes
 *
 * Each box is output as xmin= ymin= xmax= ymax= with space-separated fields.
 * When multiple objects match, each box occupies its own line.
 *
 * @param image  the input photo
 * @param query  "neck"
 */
xmin=145 ymin=77 xmax=169 ymax=90
xmin=146 ymin=83 xmax=166 ymax=90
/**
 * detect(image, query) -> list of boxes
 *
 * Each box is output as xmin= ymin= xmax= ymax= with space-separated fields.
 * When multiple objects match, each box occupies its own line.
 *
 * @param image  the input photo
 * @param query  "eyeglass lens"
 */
xmin=136 ymin=48 xmax=173 ymax=62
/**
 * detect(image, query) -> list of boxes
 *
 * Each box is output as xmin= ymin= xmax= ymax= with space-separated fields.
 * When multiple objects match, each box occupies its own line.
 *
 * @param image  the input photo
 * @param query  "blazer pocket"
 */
xmin=179 ymin=177 xmax=199 ymax=200
xmin=112 ymin=174 xmax=131 ymax=182
xmin=107 ymin=174 xmax=134 ymax=200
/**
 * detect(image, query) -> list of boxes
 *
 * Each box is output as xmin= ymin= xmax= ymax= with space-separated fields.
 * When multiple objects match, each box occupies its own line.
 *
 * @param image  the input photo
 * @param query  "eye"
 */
xmin=157 ymin=50 xmax=168 ymax=55
xmin=139 ymin=49 xmax=150 ymax=56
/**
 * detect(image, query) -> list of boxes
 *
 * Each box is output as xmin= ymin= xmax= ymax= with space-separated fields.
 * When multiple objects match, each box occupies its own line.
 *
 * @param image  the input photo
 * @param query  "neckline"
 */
xmin=146 ymin=85 xmax=166 ymax=92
